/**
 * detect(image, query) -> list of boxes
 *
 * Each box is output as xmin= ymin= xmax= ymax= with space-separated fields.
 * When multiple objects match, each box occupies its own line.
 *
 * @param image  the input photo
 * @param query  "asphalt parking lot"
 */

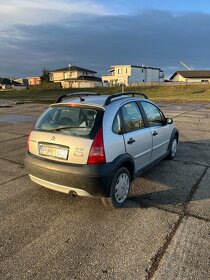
xmin=0 ymin=100 xmax=209 ymax=280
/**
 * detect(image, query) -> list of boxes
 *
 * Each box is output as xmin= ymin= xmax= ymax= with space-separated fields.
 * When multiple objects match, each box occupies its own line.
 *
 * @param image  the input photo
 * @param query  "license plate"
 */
xmin=39 ymin=144 xmax=68 ymax=160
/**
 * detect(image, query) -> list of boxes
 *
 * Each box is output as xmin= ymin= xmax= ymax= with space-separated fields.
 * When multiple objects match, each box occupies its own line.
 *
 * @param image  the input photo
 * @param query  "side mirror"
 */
xmin=166 ymin=118 xmax=173 ymax=125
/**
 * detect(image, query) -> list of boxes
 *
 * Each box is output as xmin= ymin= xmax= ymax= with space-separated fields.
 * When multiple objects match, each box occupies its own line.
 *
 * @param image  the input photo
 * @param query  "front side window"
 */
xmin=141 ymin=102 xmax=165 ymax=126
xmin=35 ymin=105 xmax=102 ymax=138
xmin=121 ymin=102 xmax=144 ymax=132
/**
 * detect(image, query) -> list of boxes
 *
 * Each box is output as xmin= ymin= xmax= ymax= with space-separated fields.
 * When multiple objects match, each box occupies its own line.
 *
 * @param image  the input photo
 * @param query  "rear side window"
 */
xmin=112 ymin=112 xmax=122 ymax=134
xmin=141 ymin=102 xmax=165 ymax=126
xmin=35 ymin=105 xmax=103 ymax=139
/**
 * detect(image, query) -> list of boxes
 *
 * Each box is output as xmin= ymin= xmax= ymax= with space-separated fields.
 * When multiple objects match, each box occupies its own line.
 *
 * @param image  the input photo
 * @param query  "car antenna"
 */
xmin=76 ymin=93 xmax=85 ymax=102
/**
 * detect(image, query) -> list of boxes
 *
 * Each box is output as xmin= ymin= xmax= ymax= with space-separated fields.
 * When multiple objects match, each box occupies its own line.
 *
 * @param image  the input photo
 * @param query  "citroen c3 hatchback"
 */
xmin=24 ymin=92 xmax=178 ymax=208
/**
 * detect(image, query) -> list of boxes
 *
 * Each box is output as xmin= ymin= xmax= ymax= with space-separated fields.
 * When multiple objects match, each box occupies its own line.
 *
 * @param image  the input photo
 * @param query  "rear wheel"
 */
xmin=101 ymin=167 xmax=131 ymax=208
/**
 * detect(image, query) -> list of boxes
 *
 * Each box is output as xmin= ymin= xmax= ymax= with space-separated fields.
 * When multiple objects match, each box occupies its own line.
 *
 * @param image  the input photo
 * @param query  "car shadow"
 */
xmin=125 ymin=139 xmax=210 ymax=210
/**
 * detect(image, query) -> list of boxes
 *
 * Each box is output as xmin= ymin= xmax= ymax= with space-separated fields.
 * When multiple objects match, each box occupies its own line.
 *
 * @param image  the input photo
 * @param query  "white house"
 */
xmin=170 ymin=71 xmax=210 ymax=83
xmin=102 ymin=65 xmax=164 ymax=86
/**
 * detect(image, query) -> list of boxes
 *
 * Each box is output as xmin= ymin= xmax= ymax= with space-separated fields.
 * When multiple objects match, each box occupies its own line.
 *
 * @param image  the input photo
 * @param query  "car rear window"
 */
xmin=34 ymin=105 xmax=103 ymax=139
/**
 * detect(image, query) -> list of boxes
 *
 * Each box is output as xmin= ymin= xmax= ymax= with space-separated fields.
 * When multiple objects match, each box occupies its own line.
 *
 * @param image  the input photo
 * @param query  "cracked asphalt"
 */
xmin=0 ymin=100 xmax=209 ymax=280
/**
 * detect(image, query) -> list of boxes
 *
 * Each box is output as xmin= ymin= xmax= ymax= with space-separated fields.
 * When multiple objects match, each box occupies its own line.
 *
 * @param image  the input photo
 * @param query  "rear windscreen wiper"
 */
xmin=50 ymin=126 xmax=86 ymax=131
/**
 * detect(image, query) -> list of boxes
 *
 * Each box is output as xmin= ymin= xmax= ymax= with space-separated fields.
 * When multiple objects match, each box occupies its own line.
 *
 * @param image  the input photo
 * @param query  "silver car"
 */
xmin=24 ymin=92 xmax=178 ymax=208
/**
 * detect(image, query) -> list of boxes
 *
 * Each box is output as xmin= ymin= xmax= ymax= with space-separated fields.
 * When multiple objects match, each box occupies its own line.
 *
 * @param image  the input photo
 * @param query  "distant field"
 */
xmin=1 ymin=84 xmax=210 ymax=103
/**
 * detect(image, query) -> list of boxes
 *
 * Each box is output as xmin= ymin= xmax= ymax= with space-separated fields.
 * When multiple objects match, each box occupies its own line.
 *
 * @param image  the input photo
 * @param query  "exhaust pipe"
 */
xmin=69 ymin=191 xmax=77 ymax=197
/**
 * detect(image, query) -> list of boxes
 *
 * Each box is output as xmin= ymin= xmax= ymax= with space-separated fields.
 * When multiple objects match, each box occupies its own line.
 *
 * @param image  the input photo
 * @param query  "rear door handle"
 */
xmin=127 ymin=138 xmax=136 ymax=145
xmin=153 ymin=131 xmax=158 ymax=136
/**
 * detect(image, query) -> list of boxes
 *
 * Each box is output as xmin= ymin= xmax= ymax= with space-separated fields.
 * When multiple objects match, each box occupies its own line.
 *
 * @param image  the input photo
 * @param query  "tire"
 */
xmin=101 ymin=167 xmax=131 ymax=208
xmin=167 ymin=136 xmax=178 ymax=160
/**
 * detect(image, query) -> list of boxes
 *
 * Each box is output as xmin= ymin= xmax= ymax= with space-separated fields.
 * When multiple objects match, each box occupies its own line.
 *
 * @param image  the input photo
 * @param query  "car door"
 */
xmin=121 ymin=102 xmax=153 ymax=172
xmin=141 ymin=101 xmax=171 ymax=161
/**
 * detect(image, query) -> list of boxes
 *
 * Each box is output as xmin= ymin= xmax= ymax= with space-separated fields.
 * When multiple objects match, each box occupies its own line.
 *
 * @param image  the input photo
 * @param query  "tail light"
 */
xmin=26 ymin=127 xmax=33 ymax=152
xmin=87 ymin=127 xmax=106 ymax=164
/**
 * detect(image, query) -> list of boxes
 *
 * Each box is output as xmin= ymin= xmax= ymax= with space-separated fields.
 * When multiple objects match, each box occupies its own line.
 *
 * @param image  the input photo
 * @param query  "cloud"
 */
xmin=0 ymin=0 xmax=111 ymax=29
xmin=1 ymin=9 xmax=210 ymax=78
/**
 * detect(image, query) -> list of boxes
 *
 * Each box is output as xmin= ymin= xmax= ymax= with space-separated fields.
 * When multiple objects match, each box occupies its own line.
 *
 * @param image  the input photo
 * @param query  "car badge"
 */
xmin=50 ymin=136 xmax=56 ymax=142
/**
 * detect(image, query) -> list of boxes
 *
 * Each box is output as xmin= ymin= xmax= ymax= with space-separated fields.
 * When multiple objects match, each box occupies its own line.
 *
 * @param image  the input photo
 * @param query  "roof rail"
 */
xmin=56 ymin=92 xmax=100 ymax=103
xmin=104 ymin=92 xmax=148 ymax=106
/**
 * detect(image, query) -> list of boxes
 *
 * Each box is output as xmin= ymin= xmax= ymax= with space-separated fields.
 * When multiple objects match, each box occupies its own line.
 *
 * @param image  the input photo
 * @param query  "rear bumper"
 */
xmin=24 ymin=153 xmax=115 ymax=197
xmin=29 ymin=175 xmax=94 ymax=197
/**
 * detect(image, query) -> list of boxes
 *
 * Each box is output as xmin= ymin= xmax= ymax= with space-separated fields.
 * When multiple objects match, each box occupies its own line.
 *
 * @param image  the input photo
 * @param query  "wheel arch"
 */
xmin=112 ymin=154 xmax=135 ymax=181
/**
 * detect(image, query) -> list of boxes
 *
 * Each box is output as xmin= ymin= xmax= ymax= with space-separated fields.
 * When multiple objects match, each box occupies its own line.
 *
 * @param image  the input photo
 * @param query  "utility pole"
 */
xmin=121 ymin=83 xmax=124 ymax=93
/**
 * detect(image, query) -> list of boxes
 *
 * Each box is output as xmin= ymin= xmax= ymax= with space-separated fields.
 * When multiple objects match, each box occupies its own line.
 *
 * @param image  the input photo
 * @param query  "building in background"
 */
xmin=25 ymin=77 xmax=41 ymax=86
xmin=14 ymin=77 xmax=41 ymax=86
xmin=14 ymin=78 xmax=25 ymax=85
xmin=170 ymin=71 xmax=210 ymax=83
xmin=102 ymin=65 xmax=164 ymax=86
xmin=50 ymin=66 xmax=102 ymax=88
xmin=0 ymin=77 xmax=25 ymax=89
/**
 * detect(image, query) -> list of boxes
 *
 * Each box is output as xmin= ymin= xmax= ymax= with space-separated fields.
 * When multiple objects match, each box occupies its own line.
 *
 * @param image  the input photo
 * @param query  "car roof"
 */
xmin=62 ymin=95 xmax=108 ymax=108
xmin=51 ymin=92 xmax=154 ymax=109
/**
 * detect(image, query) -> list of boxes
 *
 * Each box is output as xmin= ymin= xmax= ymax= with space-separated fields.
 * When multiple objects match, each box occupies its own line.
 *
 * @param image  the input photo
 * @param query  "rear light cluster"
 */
xmin=87 ymin=127 xmax=106 ymax=164
xmin=26 ymin=126 xmax=33 ymax=152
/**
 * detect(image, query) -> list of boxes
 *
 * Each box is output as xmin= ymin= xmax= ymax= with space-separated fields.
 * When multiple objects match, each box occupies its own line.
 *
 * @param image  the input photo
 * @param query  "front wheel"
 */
xmin=167 ymin=137 xmax=178 ymax=160
xmin=101 ymin=167 xmax=131 ymax=208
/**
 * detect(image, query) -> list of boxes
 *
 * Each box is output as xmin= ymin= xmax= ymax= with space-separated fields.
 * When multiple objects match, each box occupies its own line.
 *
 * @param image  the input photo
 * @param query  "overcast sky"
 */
xmin=1 ymin=0 xmax=210 ymax=79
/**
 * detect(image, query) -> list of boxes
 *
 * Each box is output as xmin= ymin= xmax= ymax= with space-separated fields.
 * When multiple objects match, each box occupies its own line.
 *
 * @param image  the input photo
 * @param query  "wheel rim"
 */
xmin=114 ymin=173 xmax=130 ymax=203
xmin=171 ymin=138 xmax=177 ymax=157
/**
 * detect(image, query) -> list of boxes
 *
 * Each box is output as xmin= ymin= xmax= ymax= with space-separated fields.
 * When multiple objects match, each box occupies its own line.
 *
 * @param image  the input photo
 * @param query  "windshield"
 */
xmin=35 ymin=105 xmax=103 ymax=138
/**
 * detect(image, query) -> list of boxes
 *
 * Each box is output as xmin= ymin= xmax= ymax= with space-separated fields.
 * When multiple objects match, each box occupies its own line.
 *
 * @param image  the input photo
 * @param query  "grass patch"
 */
xmin=0 ymin=84 xmax=210 ymax=104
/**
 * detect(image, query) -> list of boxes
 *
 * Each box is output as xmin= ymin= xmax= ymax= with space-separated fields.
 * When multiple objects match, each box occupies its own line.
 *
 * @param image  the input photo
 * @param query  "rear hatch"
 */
xmin=28 ymin=104 xmax=104 ymax=164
